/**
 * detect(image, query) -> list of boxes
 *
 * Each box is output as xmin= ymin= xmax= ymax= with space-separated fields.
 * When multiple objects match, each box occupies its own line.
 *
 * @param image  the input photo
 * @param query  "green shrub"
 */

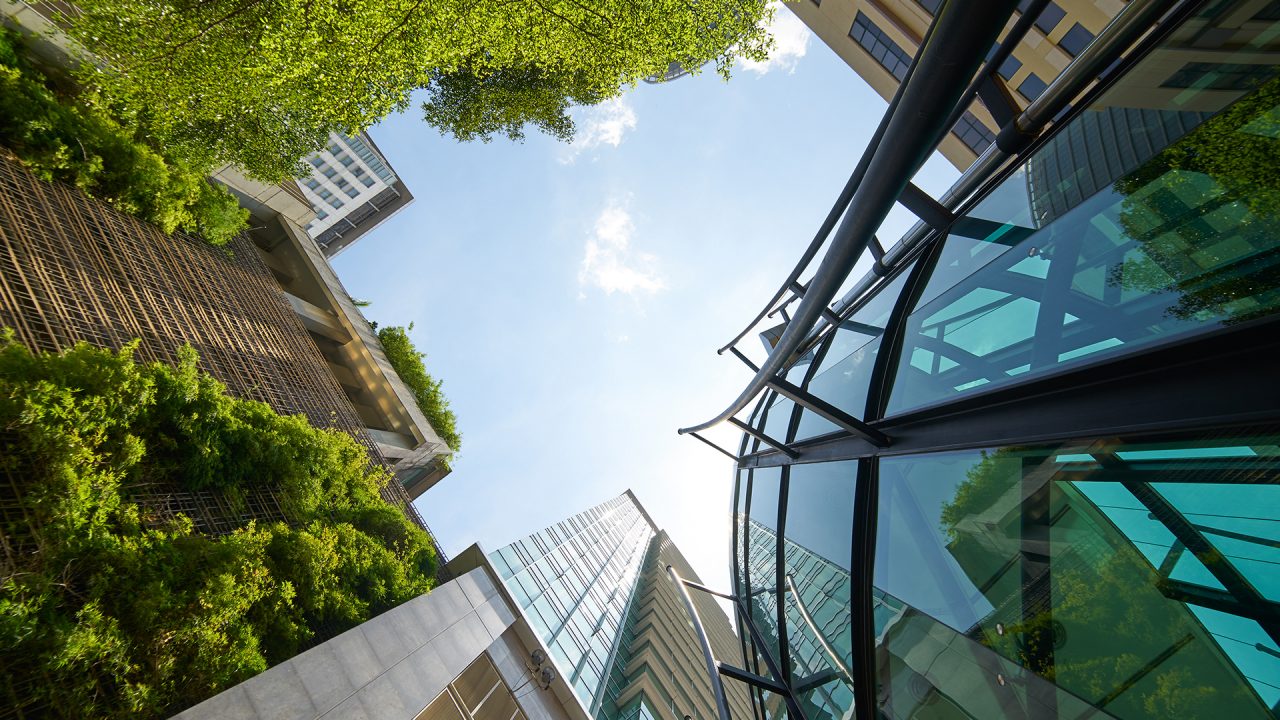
xmin=0 ymin=333 xmax=435 ymax=718
xmin=377 ymin=324 xmax=461 ymax=458
xmin=0 ymin=29 xmax=247 ymax=244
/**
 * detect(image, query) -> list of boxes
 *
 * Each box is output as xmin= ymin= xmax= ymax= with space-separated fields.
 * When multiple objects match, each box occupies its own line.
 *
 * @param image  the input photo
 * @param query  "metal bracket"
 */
xmin=766 ymin=377 xmax=892 ymax=448
xmin=666 ymin=565 xmax=810 ymax=720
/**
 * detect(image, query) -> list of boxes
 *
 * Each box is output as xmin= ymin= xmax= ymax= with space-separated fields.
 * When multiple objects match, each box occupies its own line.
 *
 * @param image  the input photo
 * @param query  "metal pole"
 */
xmin=679 ymin=0 xmax=1021 ymax=437
xmin=667 ymin=564 xmax=733 ymax=720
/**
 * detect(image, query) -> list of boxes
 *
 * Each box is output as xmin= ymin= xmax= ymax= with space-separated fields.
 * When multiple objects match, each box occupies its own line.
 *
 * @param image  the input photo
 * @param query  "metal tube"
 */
xmin=713 ymin=0 xmax=950 ymax=356
xmin=667 ymin=564 xmax=733 ymax=720
xmin=785 ymin=575 xmax=855 ymax=688
xmin=827 ymin=0 xmax=1174 ymax=332
xmin=679 ymin=0 xmax=1020 ymax=437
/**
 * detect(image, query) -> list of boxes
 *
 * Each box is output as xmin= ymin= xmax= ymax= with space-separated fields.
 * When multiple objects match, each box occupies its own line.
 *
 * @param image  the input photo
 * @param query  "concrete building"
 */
xmin=168 ymin=553 xmax=590 ymax=720
xmin=163 ymin=490 xmax=761 ymax=720
xmin=489 ymin=491 xmax=753 ymax=720
xmin=298 ymin=132 xmax=415 ymax=258
xmin=787 ymin=0 xmax=1124 ymax=169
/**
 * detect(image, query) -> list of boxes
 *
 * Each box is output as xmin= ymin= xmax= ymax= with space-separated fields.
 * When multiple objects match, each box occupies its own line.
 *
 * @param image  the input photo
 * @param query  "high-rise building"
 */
xmin=298 ymin=131 xmax=415 ymax=257
xmin=787 ymin=0 xmax=1122 ymax=169
xmin=490 ymin=491 xmax=753 ymax=720
xmin=166 ymin=493 xmax=757 ymax=720
xmin=682 ymin=1 xmax=1280 ymax=718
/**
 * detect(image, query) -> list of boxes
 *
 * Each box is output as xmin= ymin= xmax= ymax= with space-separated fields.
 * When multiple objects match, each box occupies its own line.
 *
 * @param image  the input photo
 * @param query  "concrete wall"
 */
xmin=172 ymin=568 xmax=515 ymax=720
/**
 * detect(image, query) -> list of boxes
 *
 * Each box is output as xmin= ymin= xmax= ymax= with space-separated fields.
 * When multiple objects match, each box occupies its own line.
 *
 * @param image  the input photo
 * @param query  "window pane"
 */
xmin=1057 ymin=22 xmax=1094 ymax=57
xmin=1033 ymin=1 xmax=1065 ymax=34
xmin=744 ymin=467 xmax=783 ymax=670
xmin=1018 ymin=72 xmax=1048 ymax=101
xmin=875 ymin=435 xmax=1280 ymax=718
xmin=782 ymin=461 xmax=856 ymax=720
xmin=796 ymin=264 xmax=914 ymax=440
xmin=886 ymin=6 xmax=1280 ymax=415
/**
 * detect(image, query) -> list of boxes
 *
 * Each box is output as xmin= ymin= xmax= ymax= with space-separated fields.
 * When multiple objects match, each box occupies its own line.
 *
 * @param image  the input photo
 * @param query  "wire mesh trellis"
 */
xmin=0 ymin=152 xmax=459 ymax=717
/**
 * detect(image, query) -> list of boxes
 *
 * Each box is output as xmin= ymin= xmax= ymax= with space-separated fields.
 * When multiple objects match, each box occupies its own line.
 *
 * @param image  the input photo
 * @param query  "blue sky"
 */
xmin=333 ymin=6 xmax=959 ymax=592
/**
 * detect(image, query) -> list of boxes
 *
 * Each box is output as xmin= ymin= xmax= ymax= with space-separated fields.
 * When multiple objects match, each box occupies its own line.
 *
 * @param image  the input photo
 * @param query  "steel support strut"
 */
xmin=680 ymin=0 xmax=1022 ymax=439
xmin=666 ymin=566 xmax=810 ymax=720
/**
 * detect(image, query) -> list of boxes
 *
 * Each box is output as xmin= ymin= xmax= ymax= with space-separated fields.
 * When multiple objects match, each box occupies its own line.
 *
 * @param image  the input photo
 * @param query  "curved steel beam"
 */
xmin=680 ymin=0 xmax=1021 ymax=437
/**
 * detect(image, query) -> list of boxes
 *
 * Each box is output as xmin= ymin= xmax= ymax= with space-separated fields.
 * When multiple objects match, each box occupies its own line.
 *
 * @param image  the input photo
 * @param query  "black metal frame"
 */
xmin=677 ymin=0 xmax=1280 ymax=718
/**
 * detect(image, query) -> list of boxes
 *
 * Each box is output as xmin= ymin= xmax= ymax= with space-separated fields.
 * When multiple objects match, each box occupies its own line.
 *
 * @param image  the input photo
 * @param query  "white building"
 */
xmin=299 ymin=131 xmax=415 ymax=257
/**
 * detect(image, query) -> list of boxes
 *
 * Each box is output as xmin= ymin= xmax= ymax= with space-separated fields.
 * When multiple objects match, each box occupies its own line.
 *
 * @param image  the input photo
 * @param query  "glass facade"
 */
xmin=493 ymin=494 xmax=752 ymax=720
xmin=724 ymin=3 xmax=1280 ymax=719
xmin=490 ymin=494 xmax=655 ymax=710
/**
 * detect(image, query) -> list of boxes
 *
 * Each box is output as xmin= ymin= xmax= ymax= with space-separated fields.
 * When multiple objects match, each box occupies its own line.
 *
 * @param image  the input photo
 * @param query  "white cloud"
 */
xmin=740 ymin=2 xmax=811 ymax=75
xmin=561 ymin=98 xmax=637 ymax=163
xmin=578 ymin=202 xmax=665 ymax=297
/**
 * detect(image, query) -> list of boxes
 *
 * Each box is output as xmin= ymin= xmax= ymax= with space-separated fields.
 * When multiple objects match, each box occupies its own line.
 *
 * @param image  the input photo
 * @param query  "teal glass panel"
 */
xmin=875 ymin=433 xmax=1280 ymax=719
xmin=886 ymin=1 xmax=1280 ymax=415
xmin=745 ymin=466 xmax=784 ymax=682
xmin=795 ymin=264 xmax=915 ymax=440
xmin=781 ymin=461 xmax=856 ymax=720
xmin=488 ymin=493 xmax=654 ymax=712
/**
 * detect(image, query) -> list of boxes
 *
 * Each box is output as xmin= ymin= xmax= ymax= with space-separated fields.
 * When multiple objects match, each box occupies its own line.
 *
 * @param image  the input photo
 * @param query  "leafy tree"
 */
xmin=0 ymin=29 xmax=248 ymax=244
xmin=421 ymin=64 xmax=606 ymax=143
xmin=0 ymin=333 xmax=436 ymax=718
xmin=58 ymin=0 xmax=774 ymax=181
xmin=377 ymin=324 xmax=461 ymax=458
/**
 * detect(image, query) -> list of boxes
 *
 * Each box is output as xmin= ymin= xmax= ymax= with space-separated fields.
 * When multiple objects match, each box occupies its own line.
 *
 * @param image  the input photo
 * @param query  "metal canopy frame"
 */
xmin=675 ymin=0 xmax=1280 ymax=718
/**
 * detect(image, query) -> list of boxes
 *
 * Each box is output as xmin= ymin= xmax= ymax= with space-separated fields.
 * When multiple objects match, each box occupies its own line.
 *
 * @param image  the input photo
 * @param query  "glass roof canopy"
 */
xmin=675 ymin=1 xmax=1280 ymax=719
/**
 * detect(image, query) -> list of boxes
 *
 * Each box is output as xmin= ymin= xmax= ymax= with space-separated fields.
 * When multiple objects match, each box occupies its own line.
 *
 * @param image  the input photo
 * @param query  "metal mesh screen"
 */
xmin=0 ymin=154 xmax=424 ymax=527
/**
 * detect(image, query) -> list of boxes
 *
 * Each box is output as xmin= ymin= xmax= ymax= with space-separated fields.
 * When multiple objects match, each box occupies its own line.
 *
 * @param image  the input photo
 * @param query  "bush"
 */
xmin=0 ymin=333 xmax=435 ymax=718
xmin=377 ymin=325 xmax=461 ymax=458
xmin=0 ymin=29 xmax=247 ymax=244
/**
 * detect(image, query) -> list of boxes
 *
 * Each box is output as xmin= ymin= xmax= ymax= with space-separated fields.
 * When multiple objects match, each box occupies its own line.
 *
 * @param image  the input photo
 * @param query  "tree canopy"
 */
xmin=60 ymin=0 xmax=774 ymax=181
xmin=0 ymin=333 xmax=437 ymax=718
xmin=0 ymin=29 xmax=248 ymax=244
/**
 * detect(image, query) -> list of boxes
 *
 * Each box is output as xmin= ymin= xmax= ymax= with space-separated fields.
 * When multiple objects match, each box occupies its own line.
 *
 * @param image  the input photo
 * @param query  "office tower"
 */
xmin=684 ymin=1 xmax=1280 ymax=718
xmin=490 ymin=491 xmax=753 ymax=720
xmin=298 ymin=131 xmax=415 ymax=257
xmin=787 ymin=0 xmax=1120 ymax=169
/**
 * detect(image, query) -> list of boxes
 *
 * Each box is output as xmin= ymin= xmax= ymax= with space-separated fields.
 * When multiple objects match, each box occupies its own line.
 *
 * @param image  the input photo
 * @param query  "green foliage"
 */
xmin=377 ymin=325 xmax=461 ymax=458
xmin=0 ymin=333 xmax=436 ymax=718
xmin=58 ymin=0 xmax=773 ymax=181
xmin=0 ymin=29 xmax=247 ymax=244
xmin=421 ymin=64 xmax=606 ymax=143
xmin=1111 ymin=75 xmax=1280 ymax=324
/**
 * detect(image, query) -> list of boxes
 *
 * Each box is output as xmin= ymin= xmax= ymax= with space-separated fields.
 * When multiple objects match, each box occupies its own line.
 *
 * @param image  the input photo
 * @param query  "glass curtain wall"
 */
xmin=729 ymin=2 xmax=1280 ymax=719
xmin=490 ymin=495 xmax=655 ymax=709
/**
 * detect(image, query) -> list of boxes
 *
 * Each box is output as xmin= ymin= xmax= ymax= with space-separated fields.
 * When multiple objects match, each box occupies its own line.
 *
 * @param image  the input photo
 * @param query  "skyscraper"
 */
xmin=787 ymin=0 xmax=1121 ymax=170
xmin=682 ymin=1 xmax=1280 ymax=718
xmin=490 ymin=491 xmax=753 ymax=720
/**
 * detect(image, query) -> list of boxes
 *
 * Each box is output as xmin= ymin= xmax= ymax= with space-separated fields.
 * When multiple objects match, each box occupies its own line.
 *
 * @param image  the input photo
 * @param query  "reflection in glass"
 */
xmin=746 ymin=467 xmax=784 ymax=676
xmin=783 ymin=462 xmax=856 ymax=720
xmin=886 ymin=2 xmax=1280 ymax=414
xmin=876 ymin=435 xmax=1280 ymax=719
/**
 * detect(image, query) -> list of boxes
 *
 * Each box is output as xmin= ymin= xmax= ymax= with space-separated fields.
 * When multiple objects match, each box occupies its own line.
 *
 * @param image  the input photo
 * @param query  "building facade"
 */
xmin=685 ymin=1 xmax=1280 ymax=718
xmin=787 ymin=0 xmax=1124 ymax=169
xmin=298 ymin=131 xmax=415 ymax=258
xmin=169 ymin=553 xmax=591 ymax=720
xmin=490 ymin=492 xmax=753 ymax=720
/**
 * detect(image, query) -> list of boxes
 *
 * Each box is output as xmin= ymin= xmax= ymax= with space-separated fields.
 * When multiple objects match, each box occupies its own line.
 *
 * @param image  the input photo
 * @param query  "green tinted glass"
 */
xmin=876 ymin=434 xmax=1280 ymax=718
xmin=886 ymin=3 xmax=1280 ymax=415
